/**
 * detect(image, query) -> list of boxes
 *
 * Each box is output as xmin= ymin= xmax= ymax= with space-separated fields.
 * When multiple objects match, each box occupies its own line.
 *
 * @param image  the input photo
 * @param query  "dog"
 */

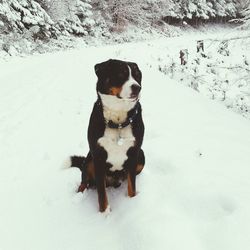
xmin=71 ymin=59 xmax=145 ymax=212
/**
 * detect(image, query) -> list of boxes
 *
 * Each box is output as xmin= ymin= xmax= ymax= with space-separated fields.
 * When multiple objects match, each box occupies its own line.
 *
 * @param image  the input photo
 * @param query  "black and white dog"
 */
xmin=71 ymin=59 xmax=145 ymax=212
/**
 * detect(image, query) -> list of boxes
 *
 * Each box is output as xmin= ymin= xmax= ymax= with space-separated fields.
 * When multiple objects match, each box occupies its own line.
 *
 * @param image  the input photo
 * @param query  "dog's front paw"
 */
xmin=128 ymin=192 xmax=136 ymax=198
xmin=77 ymin=183 xmax=86 ymax=193
xmin=103 ymin=205 xmax=111 ymax=216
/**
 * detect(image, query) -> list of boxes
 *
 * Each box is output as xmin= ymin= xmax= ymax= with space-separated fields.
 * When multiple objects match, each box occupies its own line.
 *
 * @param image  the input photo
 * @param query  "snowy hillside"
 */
xmin=1 ymin=42 xmax=250 ymax=250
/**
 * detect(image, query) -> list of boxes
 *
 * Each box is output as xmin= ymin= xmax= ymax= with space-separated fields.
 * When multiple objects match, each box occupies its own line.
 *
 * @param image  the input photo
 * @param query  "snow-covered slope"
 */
xmin=1 ymin=43 xmax=250 ymax=250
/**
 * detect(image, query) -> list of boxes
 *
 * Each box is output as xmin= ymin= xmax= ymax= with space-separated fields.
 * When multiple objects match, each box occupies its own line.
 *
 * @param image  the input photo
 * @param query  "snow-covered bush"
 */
xmin=0 ymin=0 xmax=60 ymax=55
xmin=154 ymin=35 xmax=250 ymax=119
xmin=0 ymin=0 xmax=54 ymax=34
xmin=237 ymin=0 xmax=250 ymax=29
xmin=0 ymin=0 xmax=96 ymax=39
xmin=67 ymin=0 xmax=95 ymax=35
xmin=0 ymin=0 xmax=98 ymax=56
xmin=162 ymin=0 xmax=237 ymax=24
xmin=47 ymin=0 xmax=95 ymax=36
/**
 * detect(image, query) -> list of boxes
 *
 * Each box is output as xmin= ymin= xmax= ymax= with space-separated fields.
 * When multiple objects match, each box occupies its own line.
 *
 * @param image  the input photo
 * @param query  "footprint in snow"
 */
xmin=219 ymin=196 xmax=237 ymax=215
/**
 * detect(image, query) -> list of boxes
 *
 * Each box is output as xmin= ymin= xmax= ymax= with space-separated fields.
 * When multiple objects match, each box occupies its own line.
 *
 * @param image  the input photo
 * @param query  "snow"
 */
xmin=1 ymin=40 xmax=250 ymax=250
xmin=123 ymin=28 xmax=250 ymax=119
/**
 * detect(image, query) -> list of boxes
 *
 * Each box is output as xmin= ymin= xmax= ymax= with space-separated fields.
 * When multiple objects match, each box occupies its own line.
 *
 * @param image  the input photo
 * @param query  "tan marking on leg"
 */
xmin=99 ymin=179 xmax=108 ymax=212
xmin=136 ymin=164 xmax=144 ymax=175
xmin=103 ymin=193 xmax=108 ymax=212
xmin=127 ymin=173 xmax=135 ymax=197
xmin=87 ymin=160 xmax=95 ymax=180
xmin=77 ymin=160 xmax=95 ymax=192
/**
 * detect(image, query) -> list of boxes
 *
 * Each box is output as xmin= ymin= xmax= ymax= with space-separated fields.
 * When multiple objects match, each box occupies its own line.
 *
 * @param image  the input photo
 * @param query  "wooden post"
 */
xmin=197 ymin=40 xmax=204 ymax=53
xmin=180 ymin=49 xmax=188 ymax=65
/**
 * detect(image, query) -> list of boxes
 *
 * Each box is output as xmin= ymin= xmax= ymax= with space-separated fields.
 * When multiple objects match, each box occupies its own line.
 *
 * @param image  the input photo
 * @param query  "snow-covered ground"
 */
xmin=155 ymin=31 xmax=250 ymax=119
xmin=113 ymin=27 xmax=250 ymax=119
xmin=1 ymin=39 xmax=250 ymax=250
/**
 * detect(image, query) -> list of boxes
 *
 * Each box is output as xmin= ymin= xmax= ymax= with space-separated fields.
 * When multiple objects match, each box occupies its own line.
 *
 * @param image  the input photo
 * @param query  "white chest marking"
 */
xmin=98 ymin=125 xmax=135 ymax=171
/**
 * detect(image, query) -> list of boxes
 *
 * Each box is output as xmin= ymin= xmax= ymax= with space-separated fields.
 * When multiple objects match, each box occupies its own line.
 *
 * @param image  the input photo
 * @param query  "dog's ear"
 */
xmin=127 ymin=62 xmax=142 ymax=83
xmin=94 ymin=63 xmax=103 ymax=77
xmin=94 ymin=59 xmax=112 ymax=78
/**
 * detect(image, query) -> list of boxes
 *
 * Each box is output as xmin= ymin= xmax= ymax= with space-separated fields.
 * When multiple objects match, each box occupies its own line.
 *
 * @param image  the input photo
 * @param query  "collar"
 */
xmin=97 ymin=97 xmax=139 ymax=129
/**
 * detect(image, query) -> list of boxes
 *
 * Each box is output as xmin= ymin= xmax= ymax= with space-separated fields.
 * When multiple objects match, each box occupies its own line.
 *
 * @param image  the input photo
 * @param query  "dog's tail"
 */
xmin=70 ymin=155 xmax=85 ymax=172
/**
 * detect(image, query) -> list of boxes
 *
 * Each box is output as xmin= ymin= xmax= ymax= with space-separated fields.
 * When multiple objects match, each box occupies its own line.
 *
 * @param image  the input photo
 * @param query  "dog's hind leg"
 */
xmin=77 ymin=161 xmax=88 ymax=193
xmin=126 ymin=148 xmax=145 ymax=197
xmin=77 ymin=152 xmax=95 ymax=192
xmin=136 ymin=149 xmax=145 ymax=175
xmin=70 ymin=155 xmax=87 ymax=192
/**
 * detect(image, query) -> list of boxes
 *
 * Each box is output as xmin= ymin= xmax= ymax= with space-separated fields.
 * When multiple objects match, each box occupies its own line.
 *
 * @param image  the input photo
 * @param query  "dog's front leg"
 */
xmin=128 ymin=168 xmax=136 ymax=197
xmin=93 ymin=148 xmax=108 ymax=212
xmin=126 ymin=147 xmax=139 ymax=197
xmin=96 ymin=173 xmax=108 ymax=212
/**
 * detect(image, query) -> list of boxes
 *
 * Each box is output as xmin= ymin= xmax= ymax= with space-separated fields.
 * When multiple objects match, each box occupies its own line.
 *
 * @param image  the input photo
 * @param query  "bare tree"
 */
xmin=107 ymin=0 xmax=145 ymax=30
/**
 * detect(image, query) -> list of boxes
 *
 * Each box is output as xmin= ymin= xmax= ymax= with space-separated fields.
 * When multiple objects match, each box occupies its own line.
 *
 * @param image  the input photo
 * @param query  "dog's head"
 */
xmin=95 ymin=59 xmax=142 ymax=103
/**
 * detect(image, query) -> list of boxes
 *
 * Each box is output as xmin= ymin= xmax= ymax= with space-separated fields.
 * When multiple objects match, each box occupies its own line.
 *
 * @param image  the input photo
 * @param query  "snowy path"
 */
xmin=1 ymin=42 xmax=250 ymax=250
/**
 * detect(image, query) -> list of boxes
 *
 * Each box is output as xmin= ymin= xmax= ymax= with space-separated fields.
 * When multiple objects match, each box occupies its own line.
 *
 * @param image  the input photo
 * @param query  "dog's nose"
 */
xmin=131 ymin=84 xmax=141 ymax=96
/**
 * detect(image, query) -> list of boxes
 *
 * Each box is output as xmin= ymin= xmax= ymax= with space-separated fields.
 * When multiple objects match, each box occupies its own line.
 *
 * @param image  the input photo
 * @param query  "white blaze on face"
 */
xmin=119 ymin=66 xmax=140 ymax=99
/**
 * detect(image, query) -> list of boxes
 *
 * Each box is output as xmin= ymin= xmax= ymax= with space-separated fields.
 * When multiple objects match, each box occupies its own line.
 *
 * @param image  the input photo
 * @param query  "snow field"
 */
xmin=0 ymin=41 xmax=250 ymax=250
xmin=116 ymin=28 xmax=250 ymax=118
